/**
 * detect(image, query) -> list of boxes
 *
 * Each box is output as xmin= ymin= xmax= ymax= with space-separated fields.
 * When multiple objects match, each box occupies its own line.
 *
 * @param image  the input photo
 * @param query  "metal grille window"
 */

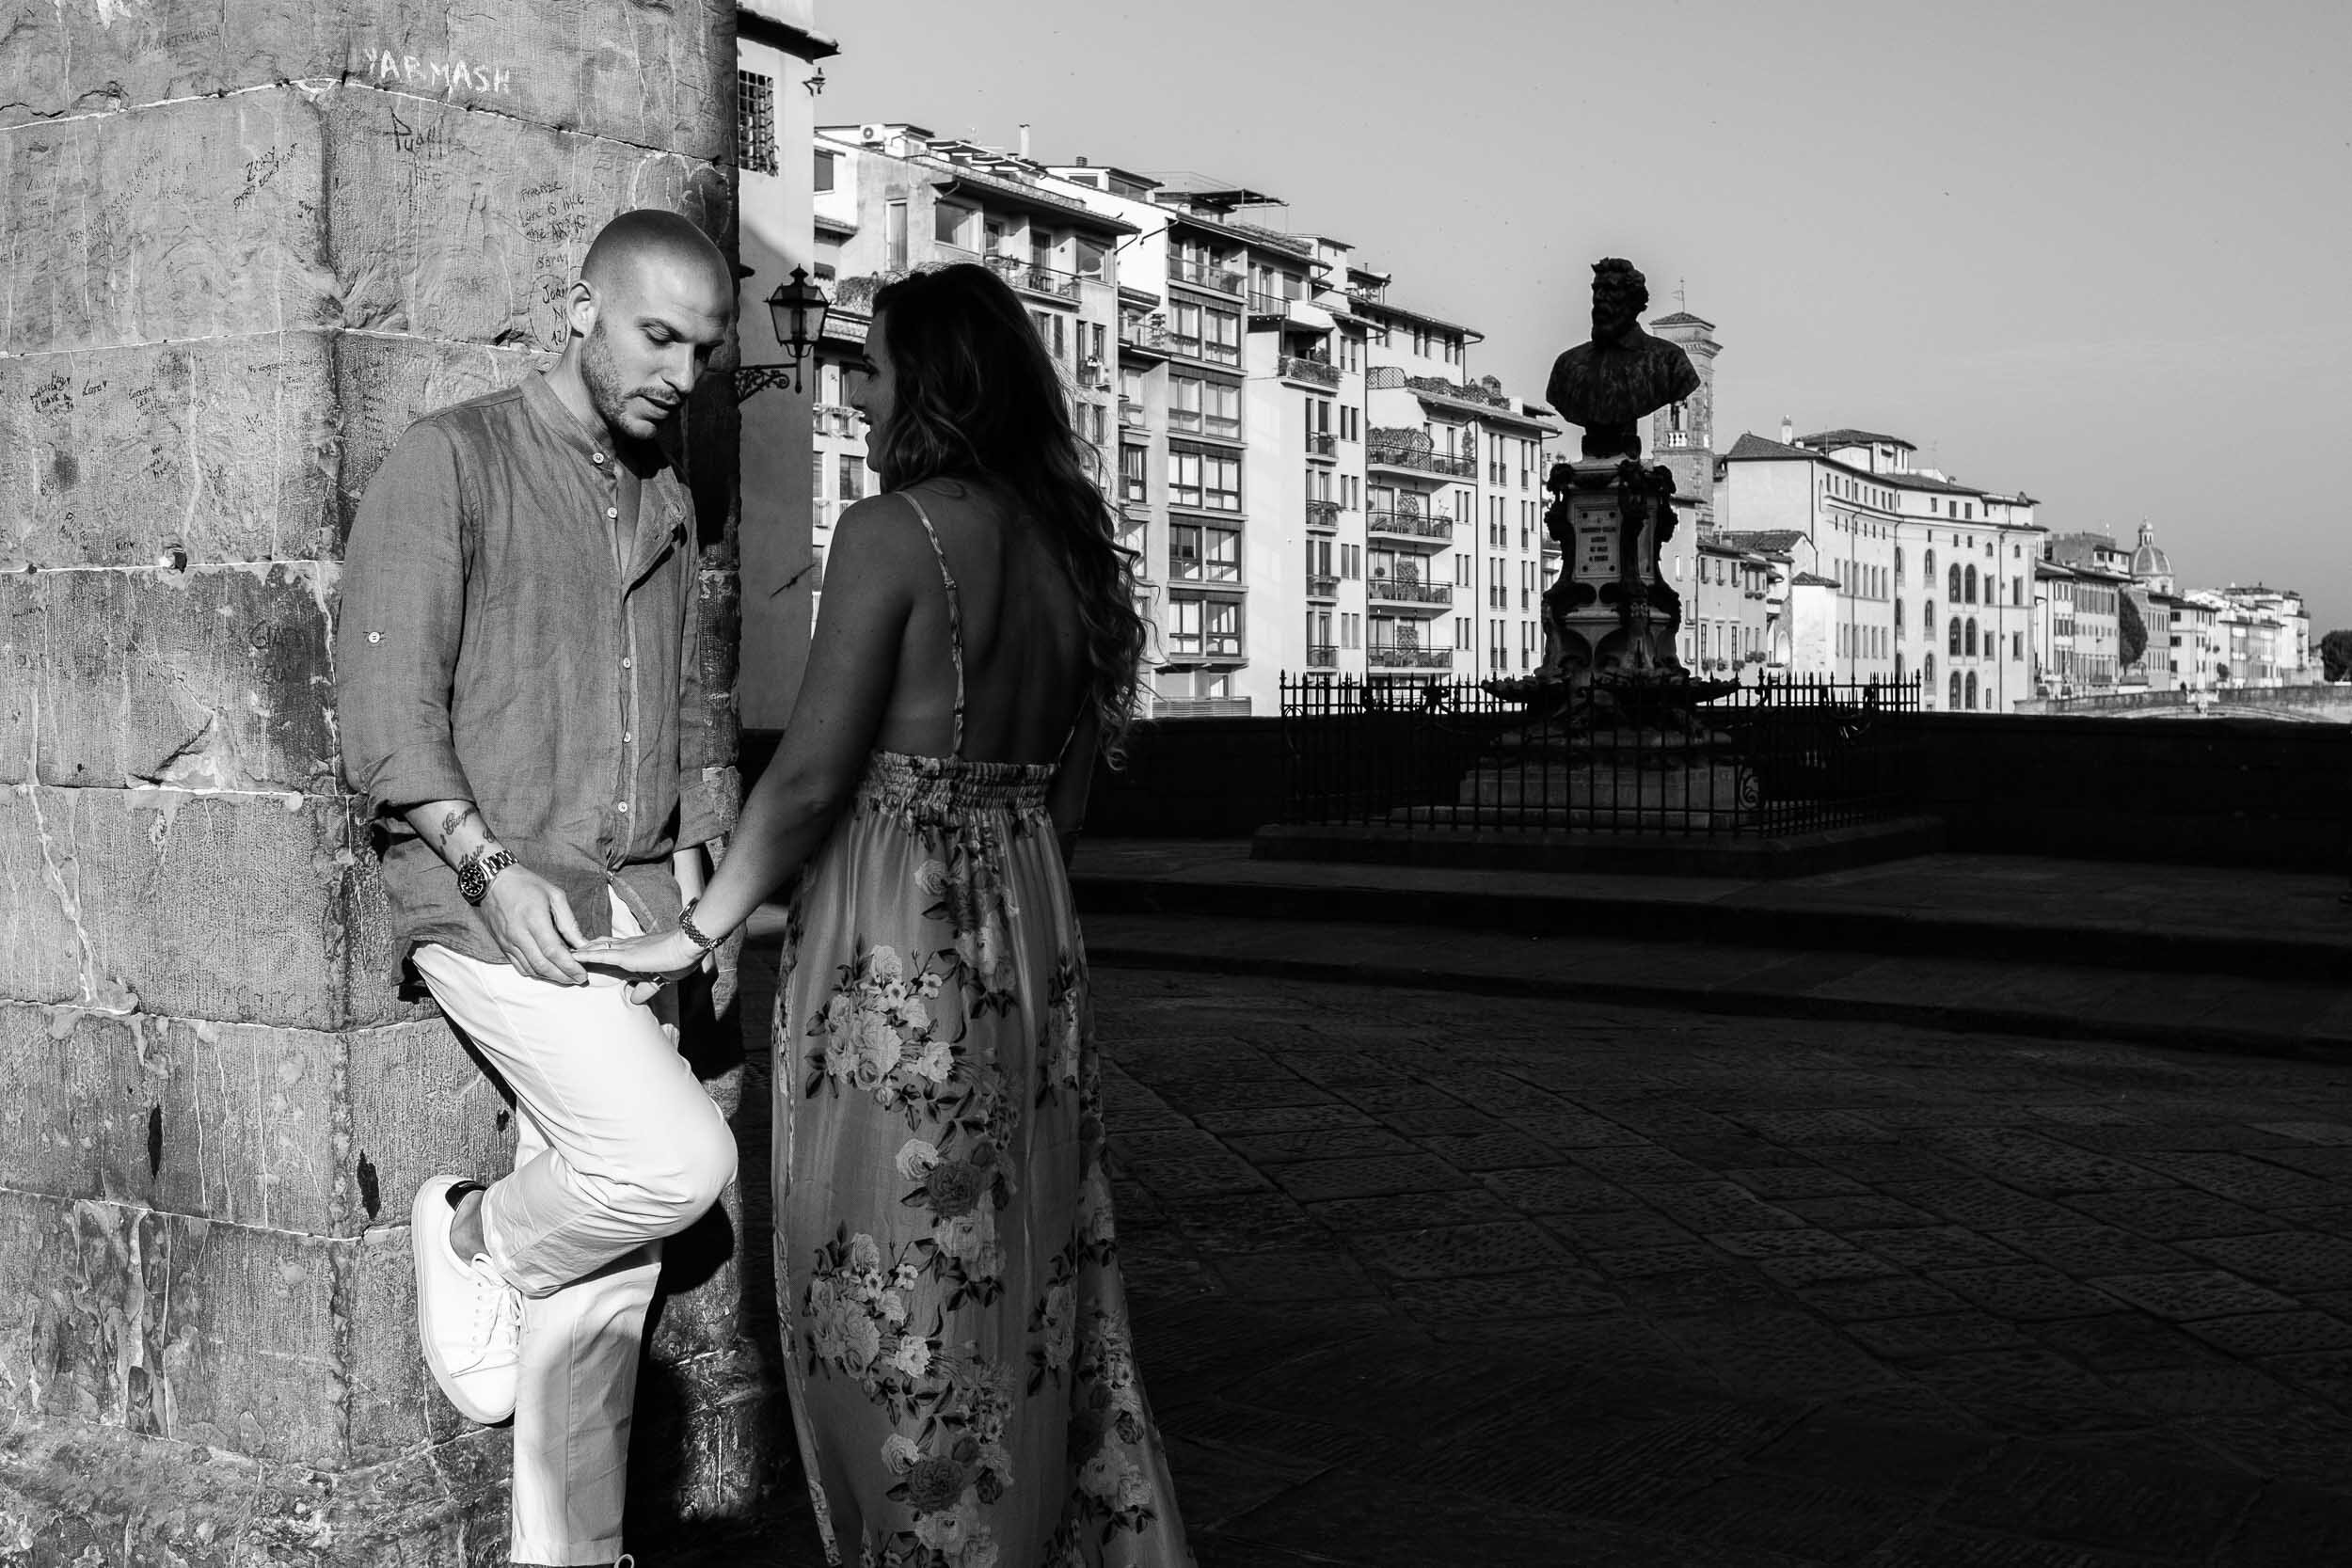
xmin=737 ymin=71 xmax=778 ymax=176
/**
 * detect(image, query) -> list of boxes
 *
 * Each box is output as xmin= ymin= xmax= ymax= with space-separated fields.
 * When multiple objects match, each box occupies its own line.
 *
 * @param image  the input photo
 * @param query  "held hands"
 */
xmin=478 ymin=866 xmax=593 ymax=986
xmin=573 ymin=926 xmax=708 ymax=1006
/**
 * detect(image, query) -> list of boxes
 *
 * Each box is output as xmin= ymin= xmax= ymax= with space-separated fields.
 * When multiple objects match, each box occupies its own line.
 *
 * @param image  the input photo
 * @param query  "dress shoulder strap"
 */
xmin=898 ymin=491 xmax=965 ymax=757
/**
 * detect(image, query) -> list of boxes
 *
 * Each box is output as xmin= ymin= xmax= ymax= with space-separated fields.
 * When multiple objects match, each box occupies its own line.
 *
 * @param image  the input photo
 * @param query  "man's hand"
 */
xmin=478 ymin=865 xmax=590 ymax=985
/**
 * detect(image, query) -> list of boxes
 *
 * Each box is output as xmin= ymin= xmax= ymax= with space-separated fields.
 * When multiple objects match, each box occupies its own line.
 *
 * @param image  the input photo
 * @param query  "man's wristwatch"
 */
xmin=456 ymin=847 xmax=517 ymax=906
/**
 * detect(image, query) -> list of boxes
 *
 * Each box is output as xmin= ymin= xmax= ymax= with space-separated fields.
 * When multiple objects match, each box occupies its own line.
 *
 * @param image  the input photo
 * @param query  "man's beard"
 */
xmin=580 ymin=322 xmax=649 ymax=436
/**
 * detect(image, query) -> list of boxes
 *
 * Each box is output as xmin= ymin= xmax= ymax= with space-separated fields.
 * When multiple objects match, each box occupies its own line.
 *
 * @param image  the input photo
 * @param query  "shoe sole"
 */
xmin=411 ymin=1175 xmax=516 ymax=1425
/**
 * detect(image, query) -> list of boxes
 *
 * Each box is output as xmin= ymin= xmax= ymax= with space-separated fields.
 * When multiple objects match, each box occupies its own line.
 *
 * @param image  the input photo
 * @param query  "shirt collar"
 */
xmin=521 ymin=372 xmax=674 ymax=476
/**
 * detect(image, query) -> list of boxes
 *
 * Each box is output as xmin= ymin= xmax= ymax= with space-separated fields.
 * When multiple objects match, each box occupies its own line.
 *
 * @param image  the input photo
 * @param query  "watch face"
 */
xmin=457 ymin=860 xmax=487 ymax=904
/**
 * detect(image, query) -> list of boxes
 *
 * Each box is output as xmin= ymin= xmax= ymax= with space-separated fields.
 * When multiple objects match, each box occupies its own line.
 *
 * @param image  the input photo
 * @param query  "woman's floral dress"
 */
xmin=772 ymin=495 xmax=1192 ymax=1568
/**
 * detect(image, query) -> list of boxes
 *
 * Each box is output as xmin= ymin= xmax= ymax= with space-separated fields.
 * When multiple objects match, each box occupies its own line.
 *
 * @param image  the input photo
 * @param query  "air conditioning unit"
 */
xmin=859 ymin=123 xmax=886 ymax=145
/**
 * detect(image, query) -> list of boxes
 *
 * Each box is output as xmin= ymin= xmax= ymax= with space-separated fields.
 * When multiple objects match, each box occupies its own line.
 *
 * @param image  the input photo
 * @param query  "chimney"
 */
xmin=1018 ymin=122 xmax=1031 ymax=158
xmin=1780 ymin=416 xmax=1793 ymax=444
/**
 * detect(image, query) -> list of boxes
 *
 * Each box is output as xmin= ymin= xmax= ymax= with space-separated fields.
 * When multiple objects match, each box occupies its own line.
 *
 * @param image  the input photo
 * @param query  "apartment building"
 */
xmin=1717 ymin=425 xmax=2042 ymax=710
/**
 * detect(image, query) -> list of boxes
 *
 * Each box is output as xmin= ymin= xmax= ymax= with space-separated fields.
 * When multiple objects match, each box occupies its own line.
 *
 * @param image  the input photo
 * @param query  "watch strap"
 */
xmin=678 ymin=899 xmax=721 ymax=956
xmin=459 ymin=847 xmax=516 ymax=906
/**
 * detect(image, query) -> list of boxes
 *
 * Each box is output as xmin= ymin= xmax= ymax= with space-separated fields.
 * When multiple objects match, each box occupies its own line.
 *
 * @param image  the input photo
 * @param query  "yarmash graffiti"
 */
xmin=354 ymin=48 xmax=515 ymax=96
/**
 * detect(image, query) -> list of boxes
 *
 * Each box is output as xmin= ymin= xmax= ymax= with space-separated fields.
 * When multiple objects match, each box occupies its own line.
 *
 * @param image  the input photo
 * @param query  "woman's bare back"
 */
xmin=869 ymin=478 xmax=1091 ymax=766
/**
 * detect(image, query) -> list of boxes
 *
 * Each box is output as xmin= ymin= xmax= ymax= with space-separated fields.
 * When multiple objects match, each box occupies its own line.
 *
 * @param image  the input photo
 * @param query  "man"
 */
xmin=337 ymin=209 xmax=739 ymax=1568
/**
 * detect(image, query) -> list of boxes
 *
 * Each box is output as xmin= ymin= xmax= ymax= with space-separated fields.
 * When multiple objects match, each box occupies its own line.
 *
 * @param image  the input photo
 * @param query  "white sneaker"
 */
xmin=411 ymin=1175 xmax=521 ymax=1424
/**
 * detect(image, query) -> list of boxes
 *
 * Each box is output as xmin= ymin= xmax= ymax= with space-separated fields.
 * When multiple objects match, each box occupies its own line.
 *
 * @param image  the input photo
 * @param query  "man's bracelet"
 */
xmin=678 ymin=899 xmax=721 ymax=956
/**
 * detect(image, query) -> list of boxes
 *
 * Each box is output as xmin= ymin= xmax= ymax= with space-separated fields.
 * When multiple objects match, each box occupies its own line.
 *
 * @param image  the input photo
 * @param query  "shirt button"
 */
xmin=592 ymin=451 xmax=605 ymax=465
xmin=620 ymin=657 xmax=633 ymax=670
xmin=621 ymin=730 xmax=633 ymax=744
xmin=616 ymin=801 xmax=630 ymax=814
xmin=606 ymin=507 xmax=619 ymax=520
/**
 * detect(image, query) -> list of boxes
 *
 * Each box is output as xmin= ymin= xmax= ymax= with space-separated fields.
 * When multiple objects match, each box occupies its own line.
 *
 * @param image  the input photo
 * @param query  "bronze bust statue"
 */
xmin=1546 ymin=259 xmax=1700 ymax=459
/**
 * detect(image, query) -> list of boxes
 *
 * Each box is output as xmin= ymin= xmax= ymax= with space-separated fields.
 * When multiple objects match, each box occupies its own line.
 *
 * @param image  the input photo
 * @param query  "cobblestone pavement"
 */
xmin=709 ymin=958 xmax=2352 ymax=1567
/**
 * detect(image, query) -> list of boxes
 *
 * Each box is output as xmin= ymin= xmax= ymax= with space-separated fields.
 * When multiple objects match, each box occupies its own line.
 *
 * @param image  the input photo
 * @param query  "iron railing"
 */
xmin=1280 ymin=355 xmax=1341 ymax=388
xmin=1368 ymin=443 xmax=1476 ymax=477
xmin=1307 ymin=575 xmax=1340 ymax=598
xmin=1369 ymin=578 xmax=1452 ymax=607
xmin=1307 ymin=644 xmax=1340 ymax=668
xmin=1171 ymin=256 xmax=1247 ymax=293
xmin=1279 ymin=675 xmax=1923 ymax=836
xmin=1306 ymin=499 xmax=1343 ymax=530
xmin=1365 ymin=645 xmax=1454 ymax=670
xmin=1366 ymin=509 xmax=1453 ymax=541
xmin=985 ymin=253 xmax=1080 ymax=301
xmin=1307 ymin=432 xmax=1338 ymax=457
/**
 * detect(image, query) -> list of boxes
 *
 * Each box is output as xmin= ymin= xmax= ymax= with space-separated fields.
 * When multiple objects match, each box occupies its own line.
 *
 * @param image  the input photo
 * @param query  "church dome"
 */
xmin=2131 ymin=523 xmax=2171 ymax=581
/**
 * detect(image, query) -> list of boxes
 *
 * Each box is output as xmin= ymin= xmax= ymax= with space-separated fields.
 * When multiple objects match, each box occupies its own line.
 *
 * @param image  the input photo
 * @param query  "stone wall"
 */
xmin=0 ymin=3 xmax=767 ymax=1560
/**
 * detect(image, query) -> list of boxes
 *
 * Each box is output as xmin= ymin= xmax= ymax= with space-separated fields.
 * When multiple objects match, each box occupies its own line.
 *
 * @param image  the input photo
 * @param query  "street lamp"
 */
xmin=735 ymin=265 xmax=831 ymax=402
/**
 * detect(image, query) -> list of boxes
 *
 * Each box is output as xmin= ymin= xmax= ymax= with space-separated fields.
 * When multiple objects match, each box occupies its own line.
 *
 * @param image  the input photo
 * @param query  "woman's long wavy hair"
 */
xmin=867 ymin=263 xmax=1147 ymax=762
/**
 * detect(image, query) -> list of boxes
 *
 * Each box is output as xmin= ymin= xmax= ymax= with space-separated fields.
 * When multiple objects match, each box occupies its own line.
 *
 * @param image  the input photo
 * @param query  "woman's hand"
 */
xmin=574 ymin=927 xmax=705 ymax=1005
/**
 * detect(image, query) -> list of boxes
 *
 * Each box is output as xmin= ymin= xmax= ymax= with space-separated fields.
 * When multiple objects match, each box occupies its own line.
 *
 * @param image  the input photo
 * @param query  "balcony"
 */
xmin=1366 ymin=509 xmax=1454 ymax=542
xmin=1307 ymin=575 xmax=1340 ymax=600
xmin=1306 ymin=499 xmax=1342 ymax=531
xmin=982 ymin=252 xmax=1083 ymax=303
xmin=1120 ymin=397 xmax=1147 ymax=427
xmin=1279 ymin=355 xmax=1340 ymax=388
xmin=1152 ymin=696 xmax=1251 ymax=718
xmin=1170 ymin=256 xmax=1246 ymax=295
xmin=1248 ymin=291 xmax=1289 ymax=323
xmin=1120 ymin=319 xmax=1170 ymax=356
xmin=1368 ymin=578 xmax=1453 ymax=609
xmin=1367 ymin=644 xmax=1454 ymax=669
xmin=1306 ymin=433 xmax=1338 ymax=460
xmin=814 ymin=404 xmax=862 ymax=439
xmin=1306 ymin=644 xmax=1339 ymax=669
xmin=1367 ymin=443 xmax=1476 ymax=478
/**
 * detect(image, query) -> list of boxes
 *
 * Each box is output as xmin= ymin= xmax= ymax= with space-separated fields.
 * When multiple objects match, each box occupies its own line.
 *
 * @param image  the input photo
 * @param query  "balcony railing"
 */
xmin=1306 ymin=432 xmax=1337 ymax=458
xmin=1366 ymin=510 xmax=1454 ymax=541
xmin=1307 ymin=575 xmax=1340 ymax=599
xmin=1279 ymin=355 xmax=1340 ymax=388
xmin=1248 ymin=291 xmax=1288 ymax=317
xmin=985 ymin=253 xmax=1080 ymax=302
xmin=1152 ymin=696 xmax=1251 ymax=718
xmin=1307 ymin=644 xmax=1339 ymax=669
xmin=1170 ymin=256 xmax=1246 ymax=294
xmin=814 ymin=404 xmax=862 ymax=439
xmin=1306 ymin=499 xmax=1342 ymax=530
xmin=1120 ymin=319 xmax=1169 ymax=354
xmin=1367 ymin=443 xmax=1476 ymax=477
xmin=1369 ymin=579 xmax=1454 ymax=607
xmin=1366 ymin=645 xmax=1454 ymax=669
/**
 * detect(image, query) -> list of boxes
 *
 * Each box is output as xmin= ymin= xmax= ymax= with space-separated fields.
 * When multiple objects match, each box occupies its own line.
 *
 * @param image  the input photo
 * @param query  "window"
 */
xmin=1168 ymin=302 xmax=1201 ymax=358
xmin=1947 ymin=563 xmax=1962 ymax=601
xmin=1203 ymin=307 xmax=1241 ymax=366
xmin=1119 ymin=446 xmax=1147 ymax=503
xmin=885 ymin=200 xmax=910 ymax=273
xmin=1965 ymin=618 xmax=1978 ymax=657
xmin=1948 ymin=617 xmax=1962 ymax=656
xmin=1168 ymin=523 xmax=1239 ymax=583
xmin=838 ymin=453 xmax=864 ymax=502
xmin=934 ymin=203 xmax=976 ymax=248
xmin=812 ymin=147 xmax=835 ymax=193
xmin=1168 ymin=444 xmax=1240 ymax=512
xmin=1965 ymin=671 xmax=1979 ymax=708
xmin=1949 ymin=671 xmax=1963 ymax=707
xmin=1168 ymin=375 xmax=1201 ymax=433
xmin=1075 ymin=238 xmax=1108 ymax=281
xmin=736 ymin=71 xmax=778 ymax=176
xmin=1964 ymin=565 xmax=1979 ymax=604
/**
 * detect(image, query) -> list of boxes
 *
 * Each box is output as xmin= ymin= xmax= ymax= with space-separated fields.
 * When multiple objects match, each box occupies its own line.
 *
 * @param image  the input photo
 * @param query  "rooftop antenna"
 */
xmin=1675 ymin=277 xmax=1687 ymax=311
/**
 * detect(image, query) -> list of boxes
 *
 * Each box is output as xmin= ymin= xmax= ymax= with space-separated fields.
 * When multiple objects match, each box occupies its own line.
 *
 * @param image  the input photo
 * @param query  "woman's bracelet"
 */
xmin=678 ymin=899 xmax=722 ymax=956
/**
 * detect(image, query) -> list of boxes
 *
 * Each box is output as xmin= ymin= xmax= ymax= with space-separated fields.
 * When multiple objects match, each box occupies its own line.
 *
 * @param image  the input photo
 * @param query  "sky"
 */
xmin=817 ymin=0 xmax=2352 ymax=627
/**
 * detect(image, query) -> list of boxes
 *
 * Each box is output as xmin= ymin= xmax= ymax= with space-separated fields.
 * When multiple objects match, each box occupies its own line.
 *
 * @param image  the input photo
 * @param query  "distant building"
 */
xmin=1715 ymin=425 xmax=2041 ymax=709
xmin=1690 ymin=530 xmax=1770 ymax=678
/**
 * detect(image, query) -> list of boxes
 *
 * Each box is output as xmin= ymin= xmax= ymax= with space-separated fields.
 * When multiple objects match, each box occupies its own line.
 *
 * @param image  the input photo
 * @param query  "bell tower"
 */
xmin=1645 ymin=308 xmax=1720 ymax=526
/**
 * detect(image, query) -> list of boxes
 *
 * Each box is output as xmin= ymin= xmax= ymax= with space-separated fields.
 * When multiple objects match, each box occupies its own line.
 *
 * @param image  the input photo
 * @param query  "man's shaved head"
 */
xmin=560 ymin=209 xmax=736 ymax=442
xmin=580 ymin=208 xmax=733 ymax=300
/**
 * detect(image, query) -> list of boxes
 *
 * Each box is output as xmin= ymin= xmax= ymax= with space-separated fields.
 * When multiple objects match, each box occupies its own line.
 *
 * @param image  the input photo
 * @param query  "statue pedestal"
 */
xmin=1543 ymin=458 xmax=1682 ymax=681
xmin=1456 ymin=720 xmax=1750 ymax=830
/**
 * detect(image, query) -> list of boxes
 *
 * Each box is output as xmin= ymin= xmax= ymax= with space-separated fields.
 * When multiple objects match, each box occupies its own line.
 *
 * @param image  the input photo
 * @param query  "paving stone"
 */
xmin=1928 ymin=1266 xmax=2124 ymax=1323
xmin=1413 ymin=1401 xmax=1777 ymax=1528
xmin=2249 ymin=1121 xmax=2352 ymax=1146
xmin=1804 ymin=1145 xmax=1973 ymax=1181
xmin=2026 ymin=1314 xmax=2224 ymax=1375
xmin=1208 ymin=1250 xmax=1378 ymax=1303
xmin=2182 ymin=1230 xmax=2352 ymax=1291
xmin=2259 ymin=1348 xmax=2352 ymax=1409
xmin=2090 ymin=1270 xmax=2301 ymax=1321
xmin=2249 ymin=1146 xmax=2352 ymax=1178
xmin=1388 ymin=1271 xmax=1625 ymax=1325
xmin=1905 ymin=1348 xmax=2153 ymax=1435
xmin=1301 ymin=1188 xmax=1516 ymax=1234
xmin=1844 ymin=1312 xmax=2032 ymax=1361
xmin=1780 ymin=1196 xmax=1947 ymax=1230
xmin=1662 ymin=1311 xmax=1905 ymax=1399
xmin=1370 ymin=1104 xmax=1498 ymax=1136
xmin=1942 ymin=1442 xmax=2263 ymax=1559
xmin=2186 ymin=1402 xmax=2352 ymax=1493
xmin=1492 ymin=1108 xmax=1651 ymax=1147
xmin=1664 ymin=1135 xmax=1820 ymax=1170
xmin=1262 ymin=1153 xmax=1470 ymax=1202
xmin=2180 ymin=1310 xmax=2352 ymax=1358
xmin=1157 ymin=1402 xmax=1394 ymax=1471
xmin=1990 ymin=1224 xmax=2200 ymax=1278
xmin=1126 ymin=1151 xmax=1272 ymax=1196
xmin=2058 ymin=1189 xmax=2280 ymax=1242
xmin=1923 ymin=1130 xmax=2176 ymax=1196
xmin=1473 ymin=1164 xmax=1631 ymax=1215
xmin=1708 ymin=1227 xmax=1856 ymax=1259
xmin=1746 ymin=1415 xmax=1996 ymax=1495
xmin=1861 ymin=1525 xmax=2176 ymax=1566
xmin=1800 ymin=1275 xmax=1973 ymax=1323
xmin=1590 ymin=1243 xmax=1731 ymax=1278
xmin=1154 ymin=1076 xmax=1341 ymax=1115
xmin=1724 ymin=1166 xmax=1872 ymax=1199
xmin=1169 ymin=1192 xmax=1326 ymax=1255
xmin=1843 ymin=1227 xmax=2026 ymax=1271
xmin=1614 ymin=1269 xmax=1786 ymax=1318
xmin=1568 ymin=1144 xmax=1708 ymax=1183
xmin=2105 ymin=1364 xmax=2297 ymax=1416
xmin=1885 ymin=1180 xmax=2082 ymax=1231
xmin=1538 ymin=1209 xmax=1700 ymax=1252
xmin=2135 ymin=1151 xmax=2347 ymax=1208
xmin=1408 ymin=1127 xmax=1565 ymax=1170
xmin=1186 ymin=1102 xmax=1378 ymax=1134
xmin=1117 ymin=1128 xmax=1232 ymax=1163
xmin=1759 ymin=1252 xmax=1910 ymax=1288
xmin=1632 ymin=1180 xmax=1808 ymax=1233
xmin=1730 ymin=1110 xmax=1899 ymax=1145
xmin=1344 ymin=1222 xmax=1575 ymax=1281
xmin=1220 ymin=1126 xmax=1420 ymax=1164
xmin=2220 ymin=1482 xmax=2352 ymax=1564
xmin=1676 ymin=1469 xmax=1922 ymax=1562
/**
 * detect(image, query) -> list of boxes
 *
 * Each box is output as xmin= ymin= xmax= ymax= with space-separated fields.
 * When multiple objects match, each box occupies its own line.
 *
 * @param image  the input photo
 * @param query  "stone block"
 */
xmin=0 ymin=0 xmax=734 ymax=163
xmin=0 ymin=1189 xmax=345 ymax=1467
xmin=0 ymin=1419 xmax=508 ymax=1568
xmin=331 ymin=329 xmax=542 ymax=527
xmin=0 ymin=784 xmax=414 ymax=1030
xmin=0 ymin=90 xmax=334 ymax=356
xmin=325 ymin=87 xmax=732 ymax=349
xmin=0 ymin=1002 xmax=508 ymax=1235
xmin=0 ymin=333 xmax=341 ymax=568
xmin=0 ymin=564 xmax=339 ymax=792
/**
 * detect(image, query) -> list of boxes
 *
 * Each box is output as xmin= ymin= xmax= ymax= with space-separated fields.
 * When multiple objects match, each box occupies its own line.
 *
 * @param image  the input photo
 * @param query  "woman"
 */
xmin=581 ymin=262 xmax=1191 ymax=1568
